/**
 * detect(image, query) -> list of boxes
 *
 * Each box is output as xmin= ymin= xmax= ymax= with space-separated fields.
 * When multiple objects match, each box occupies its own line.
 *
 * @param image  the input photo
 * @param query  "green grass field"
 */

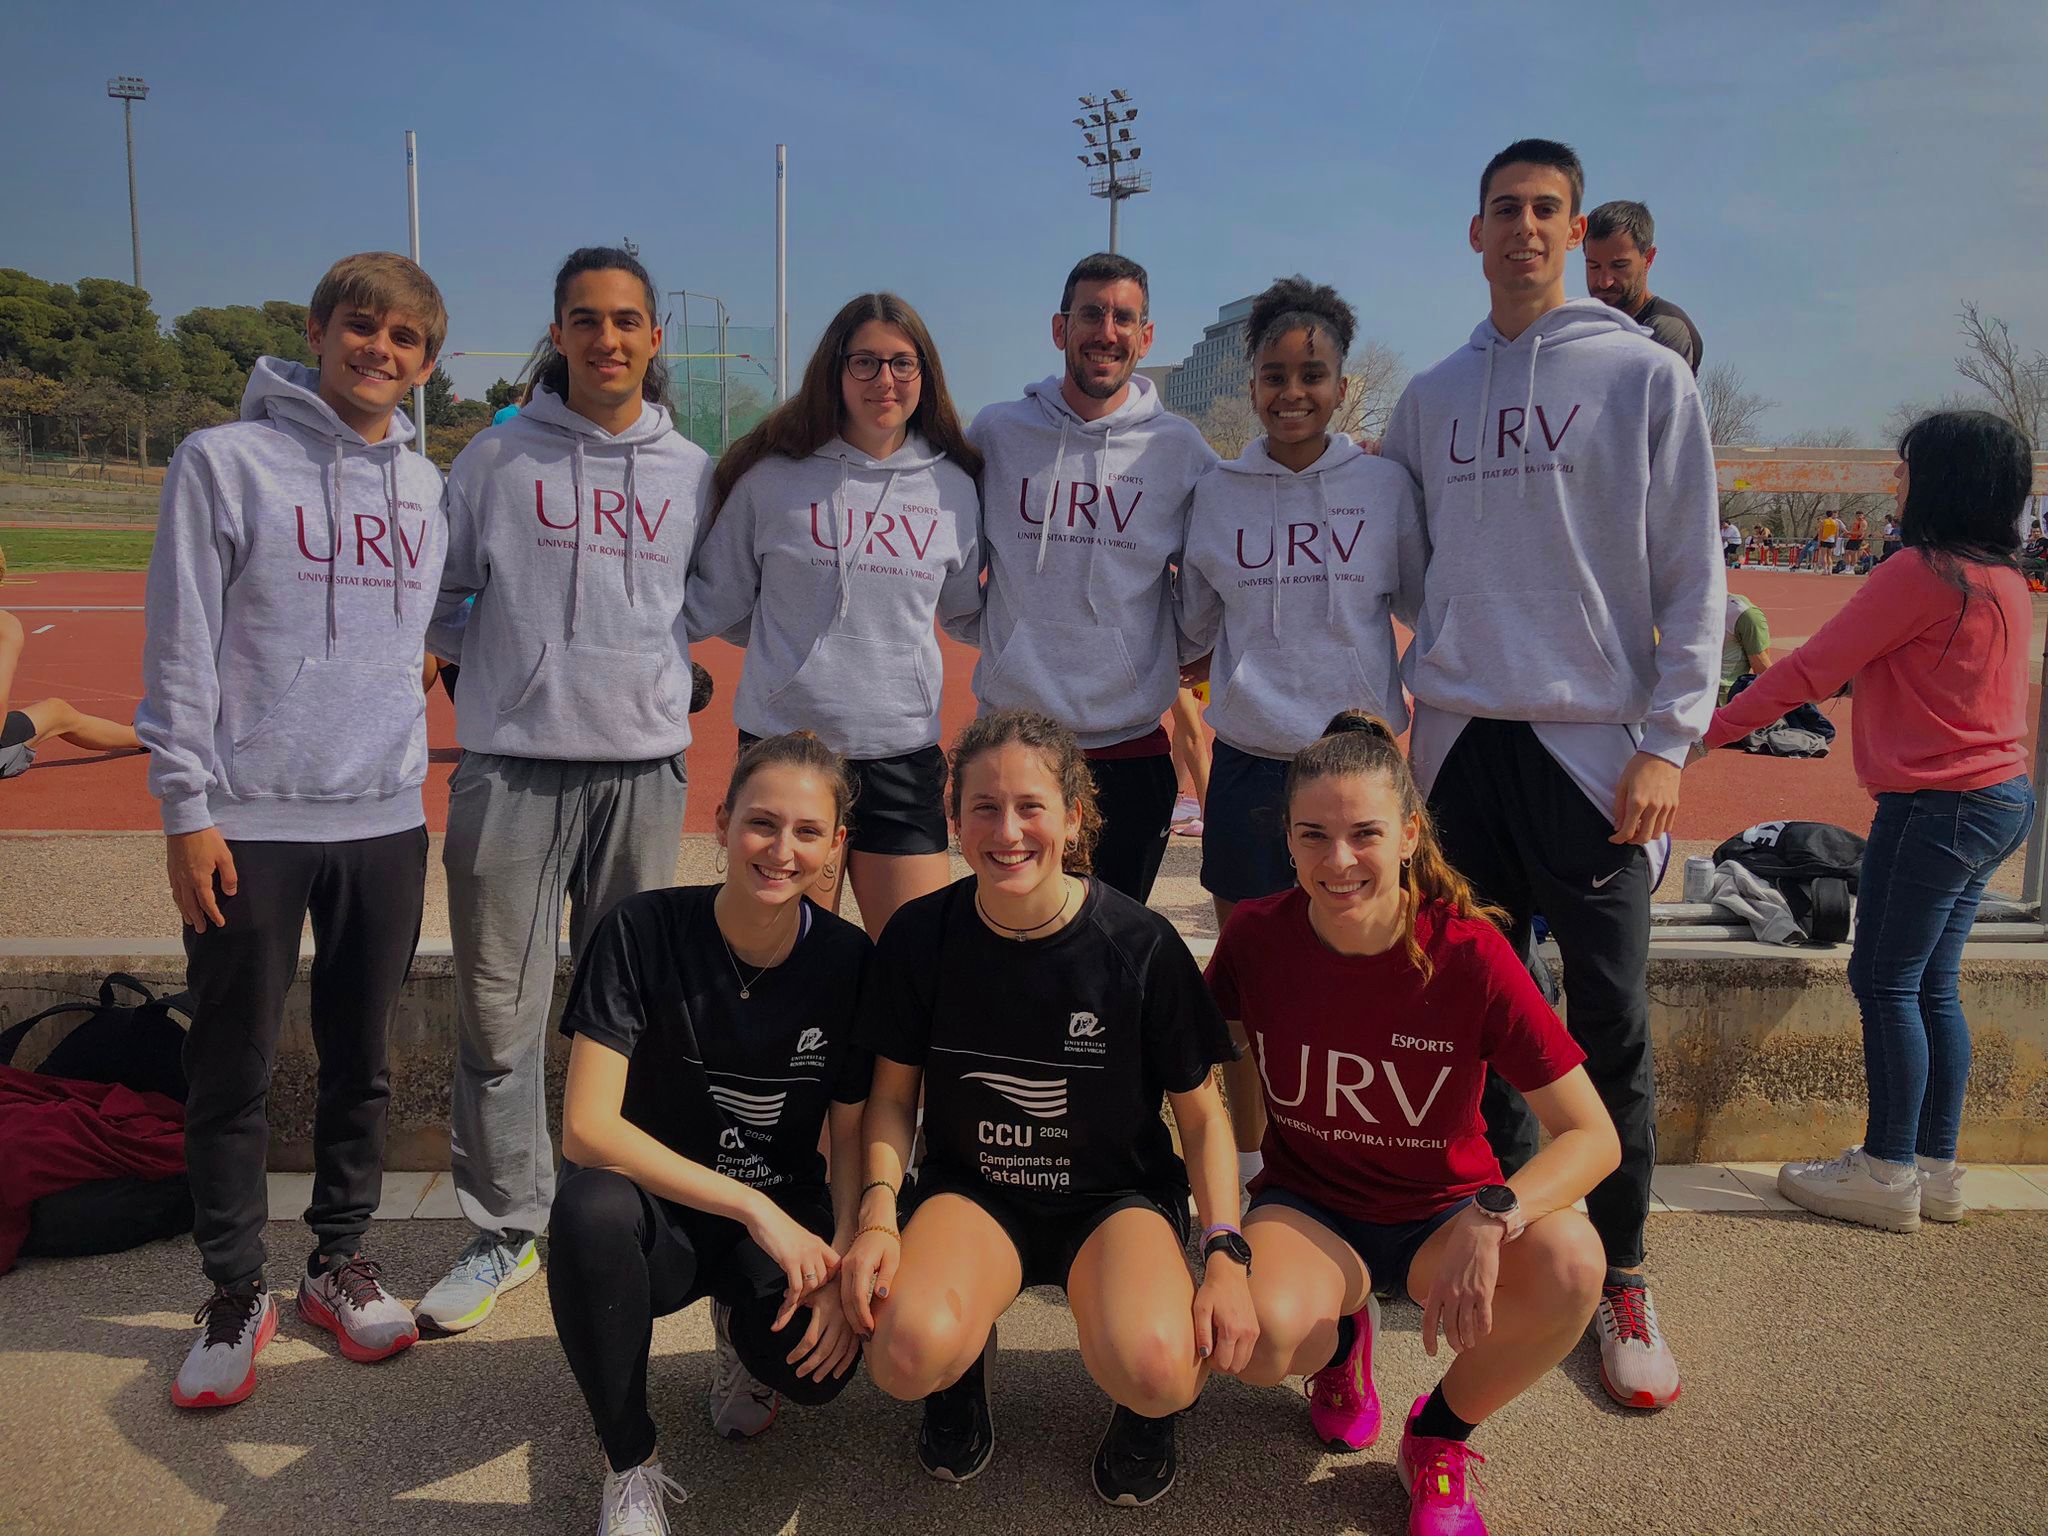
xmin=0 ymin=527 xmax=156 ymax=571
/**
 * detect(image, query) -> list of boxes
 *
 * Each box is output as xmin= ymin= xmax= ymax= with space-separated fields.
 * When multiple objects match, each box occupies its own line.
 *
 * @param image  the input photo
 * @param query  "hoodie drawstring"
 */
xmin=1315 ymin=470 xmax=1336 ymax=627
xmin=622 ymin=445 xmax=640 ymax=608
xmin=385 ymin=452 xmax=404 ymax=626
xmin=321 ymin=442 xmax=343 ymax=655
xmin=567 ymin=439 xmax=587 ymax=641
xmin=1473 ymin=340 xmax=1497 ymax=522
xmin=1268 ymin=474 xmax=1283 ymax=638
xmin=1035 ymin=418 xmax=1072 ymax=576
xmin=837 ymin=465 xmax=901 ymax=621
xmin=1520 ymin=334 xmax=1543 ymax=503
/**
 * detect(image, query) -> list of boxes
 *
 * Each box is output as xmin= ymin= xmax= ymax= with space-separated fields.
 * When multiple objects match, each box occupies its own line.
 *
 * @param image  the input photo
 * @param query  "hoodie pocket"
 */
xmin=1213 ymin=646 xmax=1383 ymax=755
xmin=228 ymin=657 xmax=426 ymax=802
xmin=767 ymin=633 xmax=935 ymax=742
xmin=981 ymin=619 xmax=1141 ymax=724
xmin=1423 ymin=591 xmax=1621 ymax=709
xmin=498 ymin=642 xmax=687 ymax=739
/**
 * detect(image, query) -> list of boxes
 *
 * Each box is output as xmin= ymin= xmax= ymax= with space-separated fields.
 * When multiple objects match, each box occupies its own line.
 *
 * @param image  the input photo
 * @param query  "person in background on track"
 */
xmin=0 ymin=608 xmax=142 ymax=781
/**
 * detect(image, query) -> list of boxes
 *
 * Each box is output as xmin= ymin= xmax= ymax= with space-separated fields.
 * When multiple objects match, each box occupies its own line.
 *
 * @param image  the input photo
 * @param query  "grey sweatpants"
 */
xmin=443 ymin=749 xmax=687 ymax=1237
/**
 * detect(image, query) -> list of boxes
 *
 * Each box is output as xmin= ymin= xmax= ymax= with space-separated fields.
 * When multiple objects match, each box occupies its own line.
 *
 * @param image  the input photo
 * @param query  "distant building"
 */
xmin=1163 ymin=295 xmax=1255 ymax=420
xmin=1135 ymin=364 xmax=1179 ymax=396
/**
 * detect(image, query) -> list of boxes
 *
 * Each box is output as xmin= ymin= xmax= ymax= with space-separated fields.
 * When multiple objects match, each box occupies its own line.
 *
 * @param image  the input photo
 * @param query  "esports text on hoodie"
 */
xmin=1380 ymin=296 xmax=1722 ymax=1279
xmin=430 ymin=385 xmax=713 ymax=1240
xmin=1178 ymin=432 xmax=1427 ymax=904
xmin=968 ymin=373 xmax=1216 ymax=899
xmin=139 ymin=355 xmax=450 ymax=1287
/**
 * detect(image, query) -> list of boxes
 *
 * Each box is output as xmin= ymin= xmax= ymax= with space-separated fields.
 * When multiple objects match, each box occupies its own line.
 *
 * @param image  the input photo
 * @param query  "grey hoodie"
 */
xmin=138 ymin=357 xmax=448 ymax=840
xmin=1380 ymin=299 xmax=1723 ymax=766
xmin=430 ymin=386 xmax=712 ymax=761
xmin=686 ymin=435 xmax=980 ymax=757
xmin=1179 ymin=434 xmax=1425 ymax=758
xmin=967 ymin=374 xmax=1217 ymax=749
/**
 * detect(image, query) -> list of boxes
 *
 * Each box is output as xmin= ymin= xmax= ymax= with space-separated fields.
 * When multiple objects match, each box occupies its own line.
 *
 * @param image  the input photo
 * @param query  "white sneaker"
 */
xmin=172 ymin=1283 xmax=277 ymax=1409
xmin=415 ymin=1233 xmax=540 ymax=1333
xmin=599 ymin=1457 xmax=687 ymax=1536
xmin=1593 ymin=1279 xmax=1681 ymax=1410
xmin=1777 ymin=1146 xmax=1920 ymax=1233
xmin=1917 ymin=1156 xmax=1966 ymax=1222
xmin=299 ymin=1254 xmax=418 ymax=1362
xmin=706 ymin=1300 xmax=778 ymax=1439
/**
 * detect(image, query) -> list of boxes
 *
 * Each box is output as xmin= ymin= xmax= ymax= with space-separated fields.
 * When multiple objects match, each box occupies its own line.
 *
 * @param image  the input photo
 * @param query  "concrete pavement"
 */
xmin=1 ymin=1210 xmax=2042 ymax=1535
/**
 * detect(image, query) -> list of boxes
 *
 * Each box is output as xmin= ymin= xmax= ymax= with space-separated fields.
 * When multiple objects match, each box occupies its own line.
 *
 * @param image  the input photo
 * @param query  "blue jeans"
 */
xmin=1849 ymin=776 xmax=2035 ymax=1163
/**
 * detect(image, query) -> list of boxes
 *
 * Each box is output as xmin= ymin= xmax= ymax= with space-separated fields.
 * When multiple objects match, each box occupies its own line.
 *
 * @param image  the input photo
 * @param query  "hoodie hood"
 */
xmin=1217 ymin=433 xmax=1368 ymax=479
xmin=966 ymin=375 xmax=1218 ymax=748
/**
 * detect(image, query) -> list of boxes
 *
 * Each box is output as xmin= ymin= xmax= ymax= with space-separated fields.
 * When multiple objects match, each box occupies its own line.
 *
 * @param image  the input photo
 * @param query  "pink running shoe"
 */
xmin=1304 ymin=1294 xmax=1381 ymax=1450
xmin=1396 ymin=1395 xmax=1488 ymax=1535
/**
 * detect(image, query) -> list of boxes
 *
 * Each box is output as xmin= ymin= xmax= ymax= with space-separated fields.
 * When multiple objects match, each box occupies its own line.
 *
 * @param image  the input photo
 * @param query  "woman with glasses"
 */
xmin=689 ymin=294 xmax=984 ymax=938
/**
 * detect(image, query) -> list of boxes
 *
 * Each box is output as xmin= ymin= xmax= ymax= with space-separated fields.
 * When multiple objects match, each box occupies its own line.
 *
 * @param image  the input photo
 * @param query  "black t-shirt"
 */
xmin=559 ymin=885 xmax=873 ymax=1203
xmin=1633 ymin=294 xmax=1703 ymax=374
xmin=857 ymin=876 xmax=1237 ymax=1205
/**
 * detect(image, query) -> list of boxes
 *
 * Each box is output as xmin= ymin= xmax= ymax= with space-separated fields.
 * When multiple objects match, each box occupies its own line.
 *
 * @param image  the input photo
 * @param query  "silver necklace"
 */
xmin=719 ymin=921 xmax=794 ymax=1000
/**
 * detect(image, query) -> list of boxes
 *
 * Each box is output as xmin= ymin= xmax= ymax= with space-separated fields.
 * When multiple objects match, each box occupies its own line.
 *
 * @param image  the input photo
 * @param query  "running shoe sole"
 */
xmin=170 ymin=1304 xmax=277 ymax=1410
xmin=416 ymin=1246 xmax=540 ymax=1333
xmin=296 ymin=1289 xmax=419 ymax=1364
xmin=1777 ymin=1169 xmax=1920 ymax=1234
xmin=1598 ymin=1364 xmax=1681 ymax=1411
xmin=1090 ymin=1433 xmax=1176 ymax=1508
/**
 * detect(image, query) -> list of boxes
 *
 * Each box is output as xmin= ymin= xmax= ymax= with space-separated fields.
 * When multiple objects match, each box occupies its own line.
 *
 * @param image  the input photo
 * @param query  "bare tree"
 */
xmin=1954 ymin=301 xmax=2046 ymax=446
xmin=1194 ymin=394 xmax=1257 ymax=459
xmin=1754 ymin=427 xmax=1892 ymax=545
xmin=1882 ymin=388 xmax=1983 ymax=446
xmin=1697 ymin=361 xmax=1774 ymax=446
xmin=1329 ymin=339 xmax=1408 ymax=446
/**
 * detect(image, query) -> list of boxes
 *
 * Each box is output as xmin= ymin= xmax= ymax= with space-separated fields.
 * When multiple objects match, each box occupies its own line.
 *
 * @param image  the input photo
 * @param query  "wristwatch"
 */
xmin=1202 ymin=1226 xmax=1253 ymax=1274
xmin=1473 ymin=1184 xmax=1526 ymax=1241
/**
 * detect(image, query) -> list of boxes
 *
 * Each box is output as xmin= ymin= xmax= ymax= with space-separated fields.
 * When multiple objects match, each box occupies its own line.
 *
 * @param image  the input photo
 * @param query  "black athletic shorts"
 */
xmin=1248 ymin=1185 xmax=1474 ymax=1294
xmin=904 ymin=1174 xmax=1191 ymax=1292
xmin=0 ymin=710 xmax=32 ymax=750
xmin=0 ymin=710 xmax=33 ymax=781
xmin=739 ymin=732 xmax=948 ymax=856
xmin=1200 ymin=740 xmax=1293 ymax=902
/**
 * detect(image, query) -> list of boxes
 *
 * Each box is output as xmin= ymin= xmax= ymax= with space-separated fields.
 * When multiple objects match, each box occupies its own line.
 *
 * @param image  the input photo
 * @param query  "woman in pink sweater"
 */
xmin=1703 ymin=411 xmax=2036 ymax=1233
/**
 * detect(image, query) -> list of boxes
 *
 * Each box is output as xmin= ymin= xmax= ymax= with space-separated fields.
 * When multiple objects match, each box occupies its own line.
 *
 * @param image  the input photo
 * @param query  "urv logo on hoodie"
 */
xmin=138 ymin=356 xmax=450 ymax=844
xmin=967 ymin=373 xmax=1216 ymax=750
xmin=1379 ymin=298 xmax=1723 ymax=768
xmin=687 ymin=434 xmax=981 ymax=760
xmin=1179 ymin=434 xmax=1426 ymax=760
xmin=431 ymin=385 xmax=714 ymax=763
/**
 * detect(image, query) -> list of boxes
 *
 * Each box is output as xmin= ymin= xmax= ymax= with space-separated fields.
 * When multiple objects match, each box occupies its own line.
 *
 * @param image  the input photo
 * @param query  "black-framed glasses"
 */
xmin=1062 ymin=303 xmax=1145 ymax=334
xmin=845 ymin=352 xmax=922 ymax=382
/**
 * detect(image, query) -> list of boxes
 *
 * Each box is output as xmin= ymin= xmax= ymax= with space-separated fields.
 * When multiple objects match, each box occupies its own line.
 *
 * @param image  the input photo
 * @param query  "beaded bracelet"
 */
xmin=857 ymin=1224 xmax=901 ymax=1243
xmin=860 ymin=1180 xmax=898 ymax=1200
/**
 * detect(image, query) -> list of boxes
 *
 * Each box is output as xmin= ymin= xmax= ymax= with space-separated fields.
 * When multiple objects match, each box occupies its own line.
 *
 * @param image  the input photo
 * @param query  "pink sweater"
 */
xmin=1705 ymin=550 xmax=2034 ymax=796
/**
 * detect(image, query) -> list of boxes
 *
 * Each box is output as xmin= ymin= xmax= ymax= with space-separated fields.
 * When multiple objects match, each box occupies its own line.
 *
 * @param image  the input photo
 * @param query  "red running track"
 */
xmin=1 ymin=569 xmax=2037 ymax=844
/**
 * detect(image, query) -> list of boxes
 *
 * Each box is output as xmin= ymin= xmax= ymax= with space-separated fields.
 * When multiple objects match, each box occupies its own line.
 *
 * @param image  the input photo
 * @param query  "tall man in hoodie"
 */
xmin=967 ymin=253 xmax=1217 ymax=901
xmin=417 ymin=248 xmax=713 ymax=1333
xmin=141 ymin=253 xmax=450 ymax=1408
xmin=1381 ymin=140 xmax=1723 ymax=1414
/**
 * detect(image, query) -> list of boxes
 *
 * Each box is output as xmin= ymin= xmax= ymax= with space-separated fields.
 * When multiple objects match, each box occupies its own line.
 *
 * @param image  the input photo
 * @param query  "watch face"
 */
xmin=1475 ymin=1184 xmax=1517 ymax=1216
xmin=1206 ymin=1232 xmax=1252 ymax=1266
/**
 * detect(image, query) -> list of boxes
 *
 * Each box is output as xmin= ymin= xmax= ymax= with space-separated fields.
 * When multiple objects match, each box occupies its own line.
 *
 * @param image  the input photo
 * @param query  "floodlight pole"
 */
xmin=405 ymin=131 xmax=427 ymax=455
xmin=1074 ymin=90 xmax=1149 ymax=254
xmin=775 ymin=144 xmax=788 ymax=401
xmin=107 ymin=76 xmax=149 ymax=468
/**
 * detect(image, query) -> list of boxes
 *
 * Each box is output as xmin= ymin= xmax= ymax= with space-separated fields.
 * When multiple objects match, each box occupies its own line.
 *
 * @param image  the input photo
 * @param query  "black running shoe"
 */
xmin=917 ymin=1332 xmax=995 ymax=1483
xmin=1092 ymin=1404 xmax=1178 ymax=1508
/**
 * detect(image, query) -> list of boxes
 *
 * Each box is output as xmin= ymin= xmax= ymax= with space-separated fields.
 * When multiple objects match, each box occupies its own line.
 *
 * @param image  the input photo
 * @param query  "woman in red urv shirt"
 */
xmin=1207 ymin=712 xmax=1620 ymax=1536
xmin=1702 ymin=410 xmax=2036 ymax=1235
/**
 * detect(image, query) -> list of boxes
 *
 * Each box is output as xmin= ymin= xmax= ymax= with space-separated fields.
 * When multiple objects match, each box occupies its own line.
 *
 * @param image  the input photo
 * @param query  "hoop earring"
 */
xmin=714 ymin=846 xmax=728 ymax=875
xmin=821 ymin=862 xmax=838 ymax=881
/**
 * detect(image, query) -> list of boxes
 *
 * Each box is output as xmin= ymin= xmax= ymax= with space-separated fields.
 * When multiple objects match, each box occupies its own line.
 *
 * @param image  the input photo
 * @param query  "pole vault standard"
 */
xmin=775 ymin=144 xmax=788 ymax=403
xmin=406 ymin=130 xmax=425 ymax=455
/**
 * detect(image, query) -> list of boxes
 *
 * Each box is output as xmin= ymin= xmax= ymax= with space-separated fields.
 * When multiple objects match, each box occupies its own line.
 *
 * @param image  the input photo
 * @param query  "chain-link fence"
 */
xmin=663 ymin=319 xmax=779 ymax=457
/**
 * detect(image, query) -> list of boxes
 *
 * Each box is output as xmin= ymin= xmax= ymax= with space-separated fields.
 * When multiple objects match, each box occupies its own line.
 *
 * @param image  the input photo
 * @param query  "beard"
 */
xmin=1066 ymin=348 xmax=1131 ymax=401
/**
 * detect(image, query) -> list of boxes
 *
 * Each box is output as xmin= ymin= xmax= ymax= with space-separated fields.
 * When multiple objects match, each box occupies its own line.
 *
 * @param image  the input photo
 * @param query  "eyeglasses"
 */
xmin=845 ymin=352 xmax=922 ymax=382
xmin=1063 ymin=304 xmax=1146 ymax=334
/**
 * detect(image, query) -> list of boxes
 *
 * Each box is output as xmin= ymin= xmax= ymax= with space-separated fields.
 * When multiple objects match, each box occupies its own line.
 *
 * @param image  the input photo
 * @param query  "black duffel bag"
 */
xmin=1712 ymin=821 xmax=1866 ymax=946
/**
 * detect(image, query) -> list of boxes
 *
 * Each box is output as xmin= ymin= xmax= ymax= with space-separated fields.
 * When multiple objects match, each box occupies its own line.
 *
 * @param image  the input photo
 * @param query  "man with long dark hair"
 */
xmin=417 ymin=247 xmax=713 ymax=1333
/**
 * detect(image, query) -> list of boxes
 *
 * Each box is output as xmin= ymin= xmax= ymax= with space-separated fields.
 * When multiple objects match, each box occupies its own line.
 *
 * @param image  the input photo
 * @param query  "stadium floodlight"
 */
xmin=1066 ymin=86 xmax=1150 ymax=252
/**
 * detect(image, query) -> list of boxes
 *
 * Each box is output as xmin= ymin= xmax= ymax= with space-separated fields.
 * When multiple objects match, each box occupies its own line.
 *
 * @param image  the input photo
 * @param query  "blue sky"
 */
xmin=4 ymin=0 xmax=2043 ymax=441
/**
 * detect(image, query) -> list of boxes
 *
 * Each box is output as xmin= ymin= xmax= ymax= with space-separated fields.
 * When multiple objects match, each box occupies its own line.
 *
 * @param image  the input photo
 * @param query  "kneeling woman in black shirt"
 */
xmin=842 ymin=710 xmax=1252 ymax=1508
xmin=549 ymin=732 xmax=873 ymax=1536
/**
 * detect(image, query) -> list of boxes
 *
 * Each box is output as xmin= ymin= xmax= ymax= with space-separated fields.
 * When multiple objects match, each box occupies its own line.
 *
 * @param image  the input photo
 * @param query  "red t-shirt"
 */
xmin=1205 ymin=890 xmax=1585 ymax=1223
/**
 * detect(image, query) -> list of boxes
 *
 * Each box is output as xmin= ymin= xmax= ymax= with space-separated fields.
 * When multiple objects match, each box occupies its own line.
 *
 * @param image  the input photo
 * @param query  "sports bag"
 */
xmin=1711 ymin=822 xmax=1865 ymax=945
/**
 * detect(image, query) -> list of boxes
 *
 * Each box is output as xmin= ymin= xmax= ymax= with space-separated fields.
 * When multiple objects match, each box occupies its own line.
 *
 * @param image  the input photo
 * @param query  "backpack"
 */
xmin=1711 ymin=822 xmax=1865 ymax=945
xmin=0 ymin=973 xmax=195 ymax=1258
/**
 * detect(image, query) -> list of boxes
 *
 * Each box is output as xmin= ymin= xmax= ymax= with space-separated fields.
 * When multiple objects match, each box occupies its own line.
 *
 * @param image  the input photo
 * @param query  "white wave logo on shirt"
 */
xmin=963 ymin=1071 xmax=1067 ymax=1120
xmin=709 ymin=1083 xmax=787 ymax=1129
